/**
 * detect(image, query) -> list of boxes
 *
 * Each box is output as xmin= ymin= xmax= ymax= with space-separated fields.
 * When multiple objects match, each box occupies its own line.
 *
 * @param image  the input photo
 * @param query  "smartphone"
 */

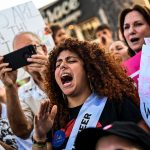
xmin=3 ymin=45 xmax=37 ymax=71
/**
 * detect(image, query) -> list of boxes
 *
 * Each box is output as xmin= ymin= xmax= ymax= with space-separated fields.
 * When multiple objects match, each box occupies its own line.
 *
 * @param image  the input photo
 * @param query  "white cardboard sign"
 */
xmin=139 ymin=42 xmax=150 ymax=127
xmin=144 ymin=37 xmax=150 ymax=45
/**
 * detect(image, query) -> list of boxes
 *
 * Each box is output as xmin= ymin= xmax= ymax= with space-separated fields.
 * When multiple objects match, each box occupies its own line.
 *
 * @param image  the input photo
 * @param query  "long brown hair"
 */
xmin=119 ymin=4 xmax=150 ymax=50
xmin=44 ymin=38 xmax=139 ymax=129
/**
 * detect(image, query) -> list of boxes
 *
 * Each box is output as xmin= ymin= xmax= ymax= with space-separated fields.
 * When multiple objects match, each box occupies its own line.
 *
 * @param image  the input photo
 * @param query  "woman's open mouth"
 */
xmin=130 ymin=37 xmax=140 ymax=43
xmin=61 ymin=73 xmax=73 ymax=86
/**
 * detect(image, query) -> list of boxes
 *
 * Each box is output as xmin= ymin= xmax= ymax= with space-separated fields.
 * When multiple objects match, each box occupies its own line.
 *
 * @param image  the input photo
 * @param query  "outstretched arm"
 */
xmin=6 ymin=84 xmax=33 ymax=139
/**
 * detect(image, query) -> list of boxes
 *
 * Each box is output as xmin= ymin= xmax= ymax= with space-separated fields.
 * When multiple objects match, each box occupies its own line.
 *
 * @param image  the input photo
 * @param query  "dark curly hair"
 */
xmin=44 ymin=38 xmax=139 ymax=130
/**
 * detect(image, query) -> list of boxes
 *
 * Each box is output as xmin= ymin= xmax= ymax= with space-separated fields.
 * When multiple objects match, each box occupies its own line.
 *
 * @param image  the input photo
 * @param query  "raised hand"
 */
xmin=34 ymin=100 xmax=57 ymax=141
xmin=27 ymin=50 xmax=49 ymax=81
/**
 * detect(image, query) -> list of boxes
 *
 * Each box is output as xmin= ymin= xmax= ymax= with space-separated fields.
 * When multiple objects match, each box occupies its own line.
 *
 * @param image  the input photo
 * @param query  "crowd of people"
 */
xmin=0 ymin=4 xmax=150 ymax=150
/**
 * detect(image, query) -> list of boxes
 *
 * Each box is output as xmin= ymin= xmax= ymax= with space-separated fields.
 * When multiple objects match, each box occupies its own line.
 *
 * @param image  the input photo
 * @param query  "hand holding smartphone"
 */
xmin=3 ymin=45 xmax=37 ymax=71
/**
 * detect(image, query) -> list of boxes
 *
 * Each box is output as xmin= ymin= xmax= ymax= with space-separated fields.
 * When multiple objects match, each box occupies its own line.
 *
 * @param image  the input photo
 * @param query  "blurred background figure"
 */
xmin=44 ymin=24 xmax=52 ymax=35
xmin=95 ymin=24 xmax=114 ymax=50
xmin=50 ymin=24 xmax=68 ymax=46
xmin=119 ymin=4 xmax=150 ymax=54
xmin=75 ymin=121 xmax=150 ymax=150
xmin=109 ymin=40 xmax=135 ymax=62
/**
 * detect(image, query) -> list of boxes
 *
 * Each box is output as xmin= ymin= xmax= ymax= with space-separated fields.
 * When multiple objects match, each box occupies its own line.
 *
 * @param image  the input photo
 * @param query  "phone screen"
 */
xmin=3 ymin=45 xmax=37 ymax=71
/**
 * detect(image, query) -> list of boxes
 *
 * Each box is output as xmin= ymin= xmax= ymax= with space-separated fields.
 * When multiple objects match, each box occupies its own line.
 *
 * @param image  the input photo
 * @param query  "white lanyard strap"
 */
xmin=65 ymin=93 xmax=107 ymax=150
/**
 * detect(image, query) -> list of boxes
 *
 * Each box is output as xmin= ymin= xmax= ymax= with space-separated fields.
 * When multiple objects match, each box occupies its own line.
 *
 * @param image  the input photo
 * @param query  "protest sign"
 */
xmin=144 ymin=37 xmax=150 ymax=45
xmin=139 ymin=44 xmax=150 ymax=127
xmin=122 ymin=38 xmax=150 ymax=127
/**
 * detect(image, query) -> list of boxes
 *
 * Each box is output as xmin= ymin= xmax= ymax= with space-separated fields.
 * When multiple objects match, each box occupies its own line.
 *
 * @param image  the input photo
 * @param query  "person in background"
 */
xmin=32 ymin=38 xmax=147 ymax=150
xmin=119 ymin=4 xmax=150 ymax=53
xmin=44 ymin=24 xmax=52 ymax=35
xmin=109 ymin=40 xmax=135 ymax=62
xmin=0 ymin=31 xmax=49 ymax=142
xmin=50 ymin=24 xmax=68 ymax=46
xmin=95 ymin=24 xmax=114 ymax=50
xmin=75 ymin=121 xmax=150 ymax=150
xmin=120 ymin=4 xmax=150 ymax=129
